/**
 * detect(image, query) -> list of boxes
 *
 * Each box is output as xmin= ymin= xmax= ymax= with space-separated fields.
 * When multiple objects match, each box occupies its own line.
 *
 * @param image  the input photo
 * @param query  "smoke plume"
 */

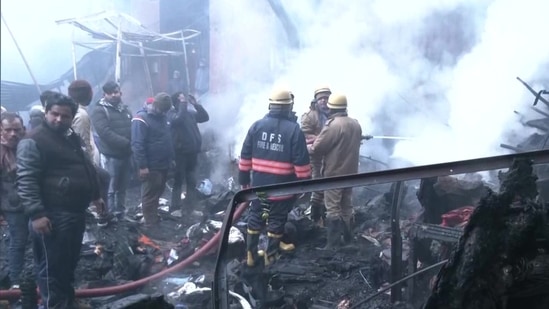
xmin=206 ymin=0 xmax=549 ymax=171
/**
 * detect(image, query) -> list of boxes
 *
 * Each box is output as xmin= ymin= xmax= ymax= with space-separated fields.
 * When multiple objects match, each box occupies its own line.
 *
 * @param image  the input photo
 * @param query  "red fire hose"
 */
xmin=0 ymin=202 xmax=249 ymax=300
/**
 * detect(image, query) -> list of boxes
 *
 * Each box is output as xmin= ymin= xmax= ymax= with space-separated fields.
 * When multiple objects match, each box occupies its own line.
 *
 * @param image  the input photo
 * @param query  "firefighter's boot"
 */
xmin=279 ymin=233 xmax=295 ymax=253
xmin=321 ymin=218 xmax=343 ymax=250
xmin=310 ymin=202 xmax=325 ymax=227
xmin=342 ymin=219 xmax=353 ymax=244
xmin=264 ymin=233 xmax=282 ymax=266
xmin=246 ymin=229 xmax=260 ymax=267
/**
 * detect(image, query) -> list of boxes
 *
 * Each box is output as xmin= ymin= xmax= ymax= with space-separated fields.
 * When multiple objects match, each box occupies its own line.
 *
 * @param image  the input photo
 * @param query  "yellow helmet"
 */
xmin=269 ymin=88 xmax=294 ymax=105
xmin=327 ymin=93 xmax=347 ymax=109
xmin=313 ymin=86 xmax=331 ymax=99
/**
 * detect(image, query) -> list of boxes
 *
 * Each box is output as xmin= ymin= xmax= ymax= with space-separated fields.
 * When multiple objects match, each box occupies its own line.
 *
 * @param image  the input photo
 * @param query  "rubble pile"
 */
xmin=424 ymin=159 xmax=549 ymax=309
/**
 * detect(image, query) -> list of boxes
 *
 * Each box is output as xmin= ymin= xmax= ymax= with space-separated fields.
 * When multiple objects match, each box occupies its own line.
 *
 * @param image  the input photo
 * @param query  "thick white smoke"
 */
xmin=206 ymin=0 xmax=549 ymax=171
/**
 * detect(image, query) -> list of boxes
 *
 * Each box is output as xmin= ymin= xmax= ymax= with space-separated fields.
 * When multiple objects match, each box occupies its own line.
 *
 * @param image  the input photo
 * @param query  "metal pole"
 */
xmin=390 ymin=181 xmax=404 ymax=302
xmin=138 ymin=42 xmax=154 ymax=96
xmin=115 ymin=21 xmax=122 ymax=84
xmin=1 ymin=12 xmax=42 ymax=95
xmin=180 ymin=30 xmax=191 ymax=93
xmin=71 ymin=28 xmax=78 ymax=80
xmin=532 ymin=106 xmax=549 ymax=118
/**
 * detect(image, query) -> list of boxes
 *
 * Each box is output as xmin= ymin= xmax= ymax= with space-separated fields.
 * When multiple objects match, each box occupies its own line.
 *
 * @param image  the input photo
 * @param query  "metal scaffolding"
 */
xmin=55 ymin=10 xmax=200 ymax=90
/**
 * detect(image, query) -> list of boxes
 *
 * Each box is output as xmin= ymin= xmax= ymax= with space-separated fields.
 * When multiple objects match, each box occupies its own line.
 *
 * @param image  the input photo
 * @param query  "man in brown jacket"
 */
xmin=308 ymin=93 xmax=362 ymax=249
xmin=301 ymin=86 xmax=331 ymax=226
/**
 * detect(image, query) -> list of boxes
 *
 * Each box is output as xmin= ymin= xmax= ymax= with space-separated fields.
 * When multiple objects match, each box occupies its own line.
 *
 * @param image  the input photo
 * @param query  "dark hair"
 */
xmin=68 ymin=80 xmax=93 ymax=106
xmin=1 ymin=112 xmax=24 ymax=126
xmin=44 ymin=92 xmax=78 ymax=117
xmin=39 ymin=90 xmax=57 ymax=107
xmin=171 ymin=92 xmax=183 ymax=107
xmin=102 ymin=81 xmax=119 ymax=94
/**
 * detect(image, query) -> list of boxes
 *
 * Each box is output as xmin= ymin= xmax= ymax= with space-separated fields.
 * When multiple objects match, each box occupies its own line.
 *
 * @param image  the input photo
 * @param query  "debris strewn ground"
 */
xmin=2 ymin=150 xmax=548 ymax=308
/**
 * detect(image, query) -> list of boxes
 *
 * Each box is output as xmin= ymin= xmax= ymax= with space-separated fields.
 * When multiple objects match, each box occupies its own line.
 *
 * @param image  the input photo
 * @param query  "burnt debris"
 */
xmin=424 ymin=158 xmax=549 ymax=309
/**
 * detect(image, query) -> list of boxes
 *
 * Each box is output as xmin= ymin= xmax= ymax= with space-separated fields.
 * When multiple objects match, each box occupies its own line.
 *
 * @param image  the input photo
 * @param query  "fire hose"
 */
xmin=0 ymin=202 xmax=250 ymax=300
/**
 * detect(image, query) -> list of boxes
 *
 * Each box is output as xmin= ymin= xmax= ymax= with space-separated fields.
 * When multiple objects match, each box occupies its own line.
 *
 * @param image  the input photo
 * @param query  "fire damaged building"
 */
xmin=1 ymin=1 xmax=549 ymax=309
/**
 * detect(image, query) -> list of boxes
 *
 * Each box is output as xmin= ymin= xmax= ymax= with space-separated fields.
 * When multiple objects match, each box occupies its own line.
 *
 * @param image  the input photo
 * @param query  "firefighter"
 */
xmin=239 ymin=88 xmax=311 ymax=267
xmin=301 ymin=86 xmax=331 ymax=226
xmin=308 ymin=94 xmax=362 ymax=249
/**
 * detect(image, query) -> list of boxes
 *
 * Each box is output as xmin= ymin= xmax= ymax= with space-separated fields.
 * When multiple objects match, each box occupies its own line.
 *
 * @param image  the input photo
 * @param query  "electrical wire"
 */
xmin=349 ymin=259 xmax=448 ymax=309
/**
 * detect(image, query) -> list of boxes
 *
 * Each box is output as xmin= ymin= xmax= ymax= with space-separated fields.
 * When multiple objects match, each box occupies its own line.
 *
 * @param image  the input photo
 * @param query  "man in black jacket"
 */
xmin=90 ymin=81 xmax=132 ymax=217
xmin=1 ymin=112 xmax=26 ymax=290
xmin=168 ymin=92 xmax=209 ymax=210
xmin=17 ymin=92 xmax=105 ymax=308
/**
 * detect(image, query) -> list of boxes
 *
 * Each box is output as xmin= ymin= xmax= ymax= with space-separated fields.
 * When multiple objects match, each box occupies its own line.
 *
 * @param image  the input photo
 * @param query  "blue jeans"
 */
xmin=103 ymin=155 xmax=131 ymax=213
xmin=5 ymin=212 xmax=29 ymax=286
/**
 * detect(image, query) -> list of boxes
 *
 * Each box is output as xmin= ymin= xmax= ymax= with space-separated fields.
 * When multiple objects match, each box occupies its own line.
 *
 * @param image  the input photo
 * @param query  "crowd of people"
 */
xmin=0 ymin=82 xmax=365 ymax=308
xmin=0 ymin=79 xmax=210 ymax=308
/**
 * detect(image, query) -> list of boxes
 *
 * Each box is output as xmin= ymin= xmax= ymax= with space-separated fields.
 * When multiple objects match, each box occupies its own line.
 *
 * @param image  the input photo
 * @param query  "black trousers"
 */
xmin=247 ymin=197 xmax=295 ymax=235
xmin=171 ymin=153 xmax=198 ymax=208
xmin=96 ymin=165 xmax=110 ymax=212
xmin=31 ymin=211 xmax=85 ymax=309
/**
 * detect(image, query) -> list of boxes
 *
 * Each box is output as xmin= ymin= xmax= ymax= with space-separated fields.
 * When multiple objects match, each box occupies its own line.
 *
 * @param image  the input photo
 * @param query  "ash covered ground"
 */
xmin=0 ymin=168 xmax=456 ymax=309
xmin=1 ymin=135 xmax=548 ymax=308
xmin=0 ymin=145 xmax=425 ymax=309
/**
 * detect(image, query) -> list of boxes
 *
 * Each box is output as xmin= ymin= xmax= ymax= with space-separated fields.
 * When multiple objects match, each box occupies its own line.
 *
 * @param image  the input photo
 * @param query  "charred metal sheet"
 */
xmin=411 ymin=223 xmax=463 ymax=243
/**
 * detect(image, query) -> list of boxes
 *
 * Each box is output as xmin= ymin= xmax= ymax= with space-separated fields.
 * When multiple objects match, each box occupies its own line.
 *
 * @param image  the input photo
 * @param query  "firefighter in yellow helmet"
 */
xmin=307 ymin=93 xmax=362 ymax=249
xmin=301 ymin=86 xmax=332 ymax=227
xmin=239 ymin=88 xmax=311 ymax=266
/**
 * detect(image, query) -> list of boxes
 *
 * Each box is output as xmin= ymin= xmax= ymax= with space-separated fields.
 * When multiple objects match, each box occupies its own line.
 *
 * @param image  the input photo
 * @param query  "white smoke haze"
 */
xmin=206 ymin=0 xmax=549 ymax=172
xmin=0 ymin=0 xmax=120 ymax=83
